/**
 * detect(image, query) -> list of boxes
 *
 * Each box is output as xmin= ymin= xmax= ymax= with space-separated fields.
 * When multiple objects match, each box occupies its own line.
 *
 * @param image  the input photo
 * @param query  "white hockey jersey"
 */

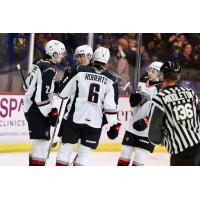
xmin=126 ymin=80 xmax=161 ymax=137
xmin=58 ymin=65 xmax=118 ymax=128
xmin=23 ymin=59 xmax=56 ymax=117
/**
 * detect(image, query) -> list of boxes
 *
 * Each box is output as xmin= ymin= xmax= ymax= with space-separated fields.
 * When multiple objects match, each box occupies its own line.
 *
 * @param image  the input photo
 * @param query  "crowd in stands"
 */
xmin=94 ymin=33 xmax=200 ymax=94
xmin=33 ymin=33 xmax=200 ymax=67
xmin=1 ymin=33 xmax=200 ymax=94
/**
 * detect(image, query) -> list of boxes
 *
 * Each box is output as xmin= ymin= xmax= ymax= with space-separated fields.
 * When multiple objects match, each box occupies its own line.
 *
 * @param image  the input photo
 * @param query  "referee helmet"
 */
xmin=160 ymin=61 xmax=181 ymax=80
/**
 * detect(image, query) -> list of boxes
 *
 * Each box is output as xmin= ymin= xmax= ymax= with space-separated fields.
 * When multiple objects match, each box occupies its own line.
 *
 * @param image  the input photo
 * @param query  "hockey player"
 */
xmin=74 ymin=45 xmax=93 ymax=66
xmin=60 ymin=45 xmax=93 ymax=83
xmin=57 ymin=45 xmax=93 ymax=115
xmin=117 ymin=61 xmax=163 ymax=166
xmin=23 ymin=40 xmax=66 ymax=166
xmin=55 ymin=45 xmax=93 ymax=149
xmin=56 ymin=47 xmax=121 ymax=166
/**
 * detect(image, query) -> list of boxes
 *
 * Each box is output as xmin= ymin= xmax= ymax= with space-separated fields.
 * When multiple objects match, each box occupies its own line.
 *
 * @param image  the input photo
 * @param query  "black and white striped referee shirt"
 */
xmin=149 ymin=85 xmax=200 ymax=155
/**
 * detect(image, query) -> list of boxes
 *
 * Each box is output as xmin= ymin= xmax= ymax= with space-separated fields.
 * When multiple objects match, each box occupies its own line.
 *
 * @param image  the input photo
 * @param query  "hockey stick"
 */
xmin=119 ymin=81 xmax=130 ymax=95
xmin=69 ymin=153 xmax=78 ymax=166
xmin=133 ymin=33 xmax=142 ymax=93
xmin=46 ymin=99 xmax=64 ymax=160
xmin=16 ymin=64 xmax=28 ymax=89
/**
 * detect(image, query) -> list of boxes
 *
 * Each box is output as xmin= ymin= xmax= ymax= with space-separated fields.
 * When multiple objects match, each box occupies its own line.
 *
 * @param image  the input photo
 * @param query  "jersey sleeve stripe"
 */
xmin=104 ymin=111 xmax=117 ymax=115
xmin=104 ymin=109 xmax=117 ymax=114
xmin=37 ymin=99 xmax=50 ymax=107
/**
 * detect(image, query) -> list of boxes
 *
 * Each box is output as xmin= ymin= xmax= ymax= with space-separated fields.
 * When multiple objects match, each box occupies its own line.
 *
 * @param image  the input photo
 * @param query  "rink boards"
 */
xmin=0 ymin=93 xmax=166 ymax=153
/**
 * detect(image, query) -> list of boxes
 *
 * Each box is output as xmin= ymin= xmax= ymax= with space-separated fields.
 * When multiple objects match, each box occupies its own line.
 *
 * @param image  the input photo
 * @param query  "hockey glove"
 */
xmin=133 ymin=117 xmax=148 ymax=131
xmin=48 ymin=108 xmax=59 ymax=127
xmin=107 ymin=123 xmax=121 ymax=140
xmin=140 ymin=92 xmax=150 ymax=101
xmin=129 ymin=93 xmax=142 ymax=107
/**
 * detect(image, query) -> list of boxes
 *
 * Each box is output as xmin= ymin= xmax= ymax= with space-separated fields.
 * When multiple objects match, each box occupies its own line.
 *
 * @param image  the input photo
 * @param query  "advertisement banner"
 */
xmin=0 ymin=94 xmax=29 ymax=144
xmin=0 ymin=94 xmax=132 ymax=145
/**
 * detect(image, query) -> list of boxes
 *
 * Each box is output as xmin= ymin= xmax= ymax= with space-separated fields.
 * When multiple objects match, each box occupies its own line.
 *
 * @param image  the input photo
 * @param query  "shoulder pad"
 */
xmin=102 ymin=70 xmax=117 ymax=83
xmin=35 ymin=59 xmax=55 ymax=73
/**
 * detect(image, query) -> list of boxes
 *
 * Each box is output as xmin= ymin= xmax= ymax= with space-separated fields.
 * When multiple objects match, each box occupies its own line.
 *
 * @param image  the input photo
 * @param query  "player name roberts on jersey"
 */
xmin=85 ymin=73 xmax=108 ymax=85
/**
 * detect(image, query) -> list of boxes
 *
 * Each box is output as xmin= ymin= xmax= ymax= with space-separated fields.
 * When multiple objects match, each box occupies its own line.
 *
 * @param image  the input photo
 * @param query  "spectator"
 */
xmin=116 ymin=57 xmax=131 ymax=95
xmin=147 ymin=33 xmax=167 ymax=60
xmin=116 ymin=37 xmax=136 ymax=67
xmin=128 ymin=38 xmax=137 ymax=51
xmin=177 ymin=43 xmax=195 ymax=69
xmin=192 ymin=39 xmax=200 ymax=69
xmin=177 ymin=33 xmax=188 ymax=44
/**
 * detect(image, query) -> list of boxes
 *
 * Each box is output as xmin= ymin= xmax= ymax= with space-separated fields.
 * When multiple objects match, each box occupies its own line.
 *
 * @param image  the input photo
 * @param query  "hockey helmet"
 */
xmin=93 ymin=47 xmax=110 ymax=64
xmin=75 ymin=45 xmax=93 ymax=60
xmin=160 ymin=61 xmax=181 ymax=75
xmin=146 ymin=61 xmax=163 ymax=72
xmin=45 ymin=40 xmax=66 ymax=58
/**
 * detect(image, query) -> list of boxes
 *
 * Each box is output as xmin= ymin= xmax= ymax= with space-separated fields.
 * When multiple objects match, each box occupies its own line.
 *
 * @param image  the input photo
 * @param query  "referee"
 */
xmin=148 ymin=61 xmax=200 ymax=166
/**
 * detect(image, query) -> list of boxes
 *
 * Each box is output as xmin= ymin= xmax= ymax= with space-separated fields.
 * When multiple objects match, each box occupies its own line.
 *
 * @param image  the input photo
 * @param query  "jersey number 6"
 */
xmin=88 ymin=83 xmax=100 ymax=103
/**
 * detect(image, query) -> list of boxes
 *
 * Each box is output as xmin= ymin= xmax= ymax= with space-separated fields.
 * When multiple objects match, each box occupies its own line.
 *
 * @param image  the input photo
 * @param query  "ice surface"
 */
xmin=0 ymin=152 xmax=170 ymax=166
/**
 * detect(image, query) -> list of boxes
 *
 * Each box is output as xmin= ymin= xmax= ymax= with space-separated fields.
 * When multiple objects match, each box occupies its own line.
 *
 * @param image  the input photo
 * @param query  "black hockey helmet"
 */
xmin=160 ymin=61 xmax=181 ymax=75
xmin=160 ymin=61 xmax=181 ymax=80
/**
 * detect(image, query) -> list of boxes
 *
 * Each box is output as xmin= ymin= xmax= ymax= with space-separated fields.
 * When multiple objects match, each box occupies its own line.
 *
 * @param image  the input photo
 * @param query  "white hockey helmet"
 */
xmin=45 ymin=40 xmax=66 ymax=58
xmin=146 ymin=61 xmax=163 ymax=72
xmin=93 ymin=47 xmax=110 ymax=64
xmin=75 ymin=45 xmax=93 ymax=60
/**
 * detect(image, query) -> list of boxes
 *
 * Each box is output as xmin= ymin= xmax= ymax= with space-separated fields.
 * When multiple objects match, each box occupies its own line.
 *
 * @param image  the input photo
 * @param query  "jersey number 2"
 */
xmin=88 ymin=83 xmax=100 ymax=103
